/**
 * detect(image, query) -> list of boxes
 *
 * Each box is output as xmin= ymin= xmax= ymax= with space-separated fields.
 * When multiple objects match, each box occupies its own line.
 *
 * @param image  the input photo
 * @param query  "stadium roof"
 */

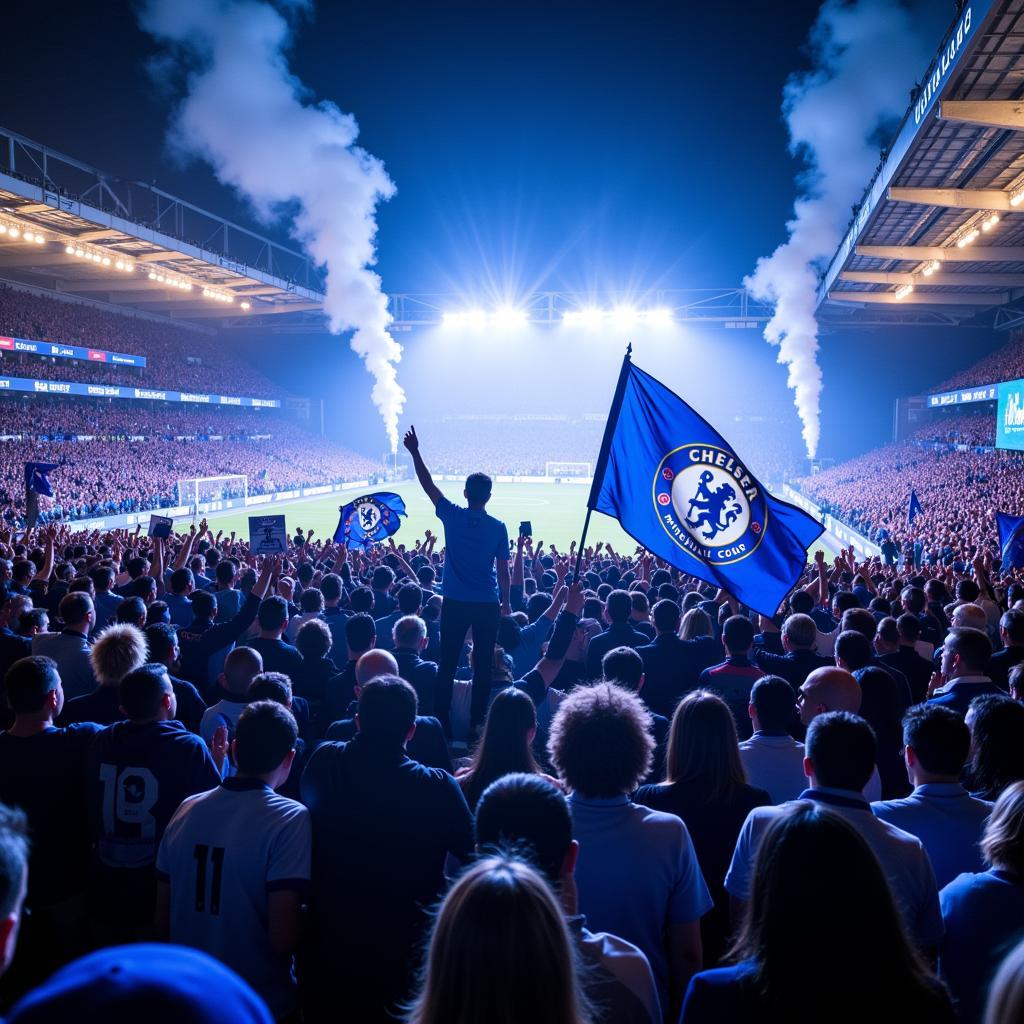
xmin=0 ymin=127 xmax=326 ymax=328
xmin=818 ymin=0 xmax=1024 ymax=330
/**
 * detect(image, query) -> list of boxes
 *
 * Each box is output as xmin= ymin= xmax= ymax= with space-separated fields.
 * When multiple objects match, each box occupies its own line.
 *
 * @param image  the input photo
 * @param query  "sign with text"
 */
xmin=997 ymin=379 xmax=1024 ymax=450
xmin=248 ymin=514 xmax=288 ymax=553
xmin=0 ymin=373 xmax=280 ymax=407
xmin=0 ymin=335 xmax=146 ymax=367
xmin=147 ymin=514 xmax=174 ymax=538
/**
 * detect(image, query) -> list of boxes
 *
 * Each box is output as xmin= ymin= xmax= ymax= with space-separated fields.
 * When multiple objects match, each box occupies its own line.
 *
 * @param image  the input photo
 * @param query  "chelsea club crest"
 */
xmin=653 ymin=445 xmax=767 ymax=565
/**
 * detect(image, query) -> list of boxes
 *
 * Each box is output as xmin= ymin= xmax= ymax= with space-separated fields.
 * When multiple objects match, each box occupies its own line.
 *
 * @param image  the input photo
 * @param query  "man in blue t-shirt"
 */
xmin=403 ymin=426 xmax=511 ymax=734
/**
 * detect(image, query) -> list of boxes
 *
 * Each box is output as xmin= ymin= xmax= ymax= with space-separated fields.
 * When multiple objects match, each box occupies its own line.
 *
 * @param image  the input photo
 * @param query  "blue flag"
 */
xmin=588 ymin=353 xmax=824 ymax=616
xmin=334 ymin=491 xmax=407 ymax=549
xmin=997 ymin=512 xmax=1024 ymax=569
xmin=25 ymin=462 xmax=58 ymax=498
xmin=908 ymin=489 xmax=923 ymax=525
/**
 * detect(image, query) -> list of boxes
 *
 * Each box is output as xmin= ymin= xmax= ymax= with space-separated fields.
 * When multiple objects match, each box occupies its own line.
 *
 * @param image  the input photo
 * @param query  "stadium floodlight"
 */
xmin=921 ymin=260 xmax=940 ymax=277
xmin=956 ymin=227 xmax=980 ymax=248
xmin=489 ymin=305 xmax=527 ymax=327
xmin=609 ymin=305 xmax=639 ymax=326
xmin=240 ymin=301 xmax=251 ymax=310
xmin=442 ymin=309 xmax=488 ymax=327
xmin=562 ymin=307 xmax=605 ymax=327
xmin=639 ymin=307 xmax=674 ymax=325
xmin=981 ymin=212 xmax=1000 ymax=232
xmin=65 ymin=245 xmax=75 ymax=255
xmin=33 ymin=233 xmax=45 ymax=245
xmin=1011 ymin=187 xmax=1024 ymax=208
xmin=101 ymin=257 xmax=110 ymax=266
xmin=0 ymin=226 xmax=6 ymax=236
xmin=894 ymin=283 xmax=914 ymax=299
xmin=75 ymin=249 xmax=85 ymax=258
xmin=7 ymin=228 xmax=19 ymax=239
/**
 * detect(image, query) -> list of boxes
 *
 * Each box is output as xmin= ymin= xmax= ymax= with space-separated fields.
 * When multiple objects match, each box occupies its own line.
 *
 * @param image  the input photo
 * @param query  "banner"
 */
xmin=0 ymin=336 xmax=146 ymax=367
xmin=0 ymin=374 xmax=280 ymax=408
xmin=248 ymin=514 xmax=288 ymax=553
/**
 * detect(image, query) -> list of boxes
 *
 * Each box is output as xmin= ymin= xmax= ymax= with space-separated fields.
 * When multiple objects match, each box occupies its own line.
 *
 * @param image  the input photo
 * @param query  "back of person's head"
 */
xmin=115 ymin=596 xmax=146 ymax=626
xmin=394 ymin=615 xmax=427 ymax=651
xmin=297 ymin=589 xmax=324 ymax=615
xmin=145 ymin=601 xmax=170 ymax=627
xmin=723 ymin=615 xmax=755 ymax=654
xmin=897 ymin=613 xmax=922 ymax=643
xmin=665 ymin=690 xmax=746 ymax=799
xmin=189 ymin=591 xmax=215 ymax=621
xmin=903 ymin=704 xmax=970 ymax=777
xmin=355 ymin=649 xmax=399 ymax=687
xmin=1001 ymin=609 xmax=1024 ymax=645
xmin=946 ymin=627 xmax=993 ymax=673
xmin=733 ymin=802 xmax=941 ymax=1018
xmin=90 ymin=566 xmax=115 ymax=594
xmin=604 ymin=590 xmax=631 ymax=625
xmin=465 ymin=689 xmax=540 ymax=811
xmin=406 ymin=854 xmax=587 ymax=1024
xmin=526 ymin=593 xmax=551 ymax=623
xmin=90 ymin=624 xmax=147 ymax=688
xmin=345 ymin=611 xmax=376 ymax=654
xmin=876 ymin=617 xmax=899 ymax=646
xmin=986 ymin=935 xmax=1024 ymax=1024
xmin=833 ymin=591 xmax=861 ymax=616
xmin=474 ymin=775 xmax=572 ymax=885
xmin=215 ymin=560 xmax=236 ymax=586
xmin=371 ymin=566 xmax=395 ymax=592
xmin=651 ymin=599 xmax=680 ymax=635
xmin=601 ymin=646 xmax=643 ymax=691
xmin=464 ymin=472 xmax=492 ymax=505
xmin=981 ymin=781 xmax=1024 ymax=876
xmin=118 ymin=664 xmax=172 ymax=722
xmin=805 ymin=711 xmax=876 ymax=792
xmin=4 ymin=656 xmax=60 ymax=715
xmin=169 ymin=568 xmax=193 ymax=596
xmin=234 ymin=700 xmax=297 ymax=777
xmin=969 ymin=694 xmax=1024 ymax=799
xmin=357 ymin=675 xmax=417 ymax=745
xmin=782 ymin=613 xmax=817 ymax=650
xmin=397 ymin=583 xmax=422 ymax=615
xmin=222 ymin=646 xmax=263 ymax=696
xmin=59 ymin=592 xmax=93 ymax=629
xmin=835 ymin=630 xmax=873 ymax=672
xmin=247 ymin=672 xmax=292 ymax=707
xmin=788 ymin=590 xmax=813 ymax=615
xmin=841 ymin=608 xmax=877 ymax=641
xmin=129 ymin=576 xmax=157 ymax=602
xmin=547 ymin=682 xmax=652 ymax=798
xmin=320 ymin=573 xmax=342 ymax=603
xmin=957 ymin=579 xmax=981 ymax=603
xmin=349 ymin=586 xmax=374 ymax=613
xmin=750 ymin=675 xmax=796 ymax=733
xmin=257 ymin=596 xmax=289 ymax=633
xmin=125 ymin=555 xmax=149 ymax=580
xmin=144 ymin=623 xmax=177 ymax=665
xmin=0 ymin=799 xmax=28 ymax=925
xmin=680 ymin=607 xmax=712 ymax=640
xmin=901 ymin=586 xmax=926 ymax=614
xmin=952 ymin=603 xmax=988 ymax=633
xmin=296 ymin=618 xmax=331 ymax=660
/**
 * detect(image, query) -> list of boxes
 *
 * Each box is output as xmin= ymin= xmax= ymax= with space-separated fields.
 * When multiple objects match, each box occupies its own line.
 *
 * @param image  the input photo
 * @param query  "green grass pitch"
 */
xmin=202 ymin=480 xmax=842 ymax=562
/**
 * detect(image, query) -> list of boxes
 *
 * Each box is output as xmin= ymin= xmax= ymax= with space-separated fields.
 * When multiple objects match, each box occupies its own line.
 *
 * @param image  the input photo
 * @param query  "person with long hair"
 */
xmin=940 ymin=781 xmax=1024 ymax=1022
xmin=405 ymin=854 xmax=592 ymax=1024
xmin=986 ymin=936 xmax=1024 ymax=1024
xmin=456 ymin=687 xmax=559 ymax=811
xmin=680 ymin=804 xmax=955 ymax=1022
xmin=635 ymin=691 xmax=770 ymax=965
xmin=679 ymin=609 xmax=713 ymax=642
xmin=966 ymin=695 xmax=1024 ymax=801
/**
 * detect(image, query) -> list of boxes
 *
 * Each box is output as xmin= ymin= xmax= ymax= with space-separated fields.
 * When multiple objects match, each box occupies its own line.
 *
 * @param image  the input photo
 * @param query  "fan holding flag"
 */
xmin=334 ymin=492 xmax=407 ymax=549
xmin=24 ymin=461 xmax=60 ymax=530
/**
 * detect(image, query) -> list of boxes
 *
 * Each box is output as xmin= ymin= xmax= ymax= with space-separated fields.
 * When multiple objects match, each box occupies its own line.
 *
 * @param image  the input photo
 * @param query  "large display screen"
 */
xmin=928 ymin=384 xmax=997 ymax=408
xmin=0 ymin=374 xmax=279 ymax=408
xmin=0 ymin=336 xmax=146 ymax=367
xmin=996 ymin=379 xmax=1024 ymax=450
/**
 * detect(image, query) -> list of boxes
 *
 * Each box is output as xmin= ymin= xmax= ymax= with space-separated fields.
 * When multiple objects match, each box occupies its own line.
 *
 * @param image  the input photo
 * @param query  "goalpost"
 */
xmin=544 ymin=462 xmax=592 ymax=479
xmin=176 ymin=475 xmax=249 ymax=513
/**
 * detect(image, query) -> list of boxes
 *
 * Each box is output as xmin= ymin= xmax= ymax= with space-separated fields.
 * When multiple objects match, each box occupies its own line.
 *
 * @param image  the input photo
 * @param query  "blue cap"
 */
xmin=7 ymin=944 xmax=273 ymax=1024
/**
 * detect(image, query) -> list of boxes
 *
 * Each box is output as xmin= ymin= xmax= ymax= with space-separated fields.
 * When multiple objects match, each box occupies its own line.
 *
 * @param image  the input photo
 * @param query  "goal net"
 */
xmin=545 ymin=462 xmax=592 ymax=479
xmin=176 ymin=475 xmax=249 ymax=511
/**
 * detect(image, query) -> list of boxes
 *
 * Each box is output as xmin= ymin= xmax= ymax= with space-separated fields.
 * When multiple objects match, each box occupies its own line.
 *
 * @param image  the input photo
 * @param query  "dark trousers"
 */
xmin=436 ymin=598 xmax=500 ymax=733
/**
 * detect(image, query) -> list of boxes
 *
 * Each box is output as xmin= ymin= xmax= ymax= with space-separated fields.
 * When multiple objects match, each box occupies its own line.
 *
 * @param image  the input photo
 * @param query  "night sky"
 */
xmin=0 ymin=0 xmax=995 ymax=459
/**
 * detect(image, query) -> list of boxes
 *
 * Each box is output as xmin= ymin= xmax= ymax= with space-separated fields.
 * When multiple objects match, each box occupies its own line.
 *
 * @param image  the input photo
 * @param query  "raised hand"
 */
xmin=403 ymin=426 xmax=420 ymax=453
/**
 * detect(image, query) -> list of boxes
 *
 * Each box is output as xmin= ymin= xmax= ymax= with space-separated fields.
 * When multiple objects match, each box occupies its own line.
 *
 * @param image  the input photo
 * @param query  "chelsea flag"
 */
xmin=588 ymin=351 xmax=824 ymax=616
xmin=334 ymin=491 xmax=407 ymax=549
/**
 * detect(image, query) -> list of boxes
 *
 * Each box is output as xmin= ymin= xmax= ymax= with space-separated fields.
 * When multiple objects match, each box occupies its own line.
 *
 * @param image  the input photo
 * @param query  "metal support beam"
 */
xmin=856 ymin=245 xmax=1024 ymax=262
xmin=840 ymin=270 xmax=1024 ymax=287
xmin=828 ymin=290 xmax=1009 ymax=306
xmin=887 ymin=186 xmax=1013 ymax=211
xmin=938 ymin=99 xmax=1024 ymax=130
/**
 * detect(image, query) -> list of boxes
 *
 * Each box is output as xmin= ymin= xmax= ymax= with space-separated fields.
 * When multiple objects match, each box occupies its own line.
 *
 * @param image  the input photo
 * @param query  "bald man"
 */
xmin=323 ymin=649 xmax=452 ymax=772
xmin=200 ymin=646 xmax=264 ymax=750
xmin=797 ymin=666 xmax=882 ymax=801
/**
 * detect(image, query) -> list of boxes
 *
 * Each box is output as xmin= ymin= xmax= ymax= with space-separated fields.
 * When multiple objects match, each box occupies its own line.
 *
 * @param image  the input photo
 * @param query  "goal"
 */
xmin=545 ymin=462 xmax=592 ymax=479
xmin=176 ymin=475 xmax=249 ymax=511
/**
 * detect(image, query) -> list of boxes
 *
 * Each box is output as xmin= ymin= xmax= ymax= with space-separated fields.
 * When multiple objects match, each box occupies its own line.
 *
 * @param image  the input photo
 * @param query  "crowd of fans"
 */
xmin=0 ymin=398 xmax=378 ymax=522
xmin=0 ymin=286 xmax=279 ymax=397
xmin=912 ymin=412 xmax=997 ymax=448
xmin=935 ymin=328 xmax=1024 ymax=393
xmin=0 ymin=433 xmax=1018 ymax=1022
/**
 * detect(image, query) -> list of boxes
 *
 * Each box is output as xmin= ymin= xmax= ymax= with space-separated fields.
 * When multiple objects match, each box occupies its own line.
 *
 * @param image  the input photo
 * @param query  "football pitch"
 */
xmin=203 ymin=480 xmax=842 ymax=562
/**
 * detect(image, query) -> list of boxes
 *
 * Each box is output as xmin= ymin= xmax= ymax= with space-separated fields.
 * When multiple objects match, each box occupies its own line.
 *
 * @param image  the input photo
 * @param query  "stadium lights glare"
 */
xmin=981 ymin=212 xmax=1000 ymax=232
xmin=489 ymin=306 xmax=528 ymax=327
xmin=921 ymin=260 xmax=941 ymax=277
xmin=1011 ymin=187 xmax=1024 ymax=208
xmin=562 ymin=305 xmax=674 ymax=327
xmin=956 ymin=227 xmax=981 ymax=249
xmin=562 ymin=307 xmax=605 ymax=327
xmin=7 ymin=228 xmax=19 ymax=240
xmin=441 ymin=309 xmax=489 ymax=327
xmin=894 ymin=283 xmax=914 ymax=299
xmin=66 ymin=245 xmax=75 ymax=255
xmin=240 ymin=301 xmax=251 ymax=310
xmin=639 ymin=307 xmax=674 ymax=325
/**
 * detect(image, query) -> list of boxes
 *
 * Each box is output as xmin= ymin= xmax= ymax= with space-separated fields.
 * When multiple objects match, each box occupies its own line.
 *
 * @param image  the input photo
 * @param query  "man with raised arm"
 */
xmin=403 ymin=425 xmax=511 ymax=736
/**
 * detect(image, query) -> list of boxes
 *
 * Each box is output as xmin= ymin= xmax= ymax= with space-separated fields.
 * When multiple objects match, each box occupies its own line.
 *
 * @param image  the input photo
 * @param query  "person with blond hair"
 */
xmin=60 ymin=623 xmax=147 ymax=726
xmin=549 ymin=681 xmax=711 ymax=1019
xmin=405 ymin=855 xmax=592 ymax=1024
xmin=940 ymin=781 xmax=1024 ymax=1022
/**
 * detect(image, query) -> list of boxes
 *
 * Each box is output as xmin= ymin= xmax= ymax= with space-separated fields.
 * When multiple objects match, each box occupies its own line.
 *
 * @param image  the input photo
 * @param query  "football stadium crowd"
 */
xmin=935 ymin=329 xmax=1024 ymax=393
xmin=0 ymin=286 xmax=278 ymax=396
xmin=0 ymin=425 xmax=1022 ymax=1024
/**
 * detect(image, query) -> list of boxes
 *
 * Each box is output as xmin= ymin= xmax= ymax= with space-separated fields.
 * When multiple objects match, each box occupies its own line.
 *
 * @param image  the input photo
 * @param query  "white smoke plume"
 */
xmin=138 ymin=0 xmax=405 ymax=451
xmin=745 ymin=0 xmax=936 ymax=458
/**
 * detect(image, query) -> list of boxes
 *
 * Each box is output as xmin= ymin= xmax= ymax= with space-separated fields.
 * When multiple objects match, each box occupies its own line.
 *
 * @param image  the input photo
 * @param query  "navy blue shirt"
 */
xmin=435 ymin=496 xmax=509 ymax=603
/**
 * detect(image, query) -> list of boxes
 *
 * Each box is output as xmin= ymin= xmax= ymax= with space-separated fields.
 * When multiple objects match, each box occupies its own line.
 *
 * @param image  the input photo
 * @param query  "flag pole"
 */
xmin=574 ymin=343 xmax=633 ymax=580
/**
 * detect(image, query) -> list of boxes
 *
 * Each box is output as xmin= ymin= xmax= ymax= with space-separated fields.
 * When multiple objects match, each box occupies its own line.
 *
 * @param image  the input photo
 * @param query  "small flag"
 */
xmin=908 ymin=489 xmax=923 ymax=525
xmin=997 ymin=512 xmax=1024 ymax=569
xmin=334 ymin=492 xmax=407 ymax=549
xmin=587 ymin=351 xmax=823 ymax=616
xmin=24 ymin=461 xmax=59 ymax=531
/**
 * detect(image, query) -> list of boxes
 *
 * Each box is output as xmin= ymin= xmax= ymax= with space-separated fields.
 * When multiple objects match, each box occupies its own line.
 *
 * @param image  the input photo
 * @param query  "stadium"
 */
xmin=1 ymin=1 xmax=1024 ymax=1022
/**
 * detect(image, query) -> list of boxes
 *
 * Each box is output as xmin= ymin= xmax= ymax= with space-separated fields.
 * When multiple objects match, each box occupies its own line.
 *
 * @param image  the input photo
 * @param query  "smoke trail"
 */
xmin=138 ymin=0 xmax=405 ymax=451
xmin=745 ymin=0 xmax=937 ymax=458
